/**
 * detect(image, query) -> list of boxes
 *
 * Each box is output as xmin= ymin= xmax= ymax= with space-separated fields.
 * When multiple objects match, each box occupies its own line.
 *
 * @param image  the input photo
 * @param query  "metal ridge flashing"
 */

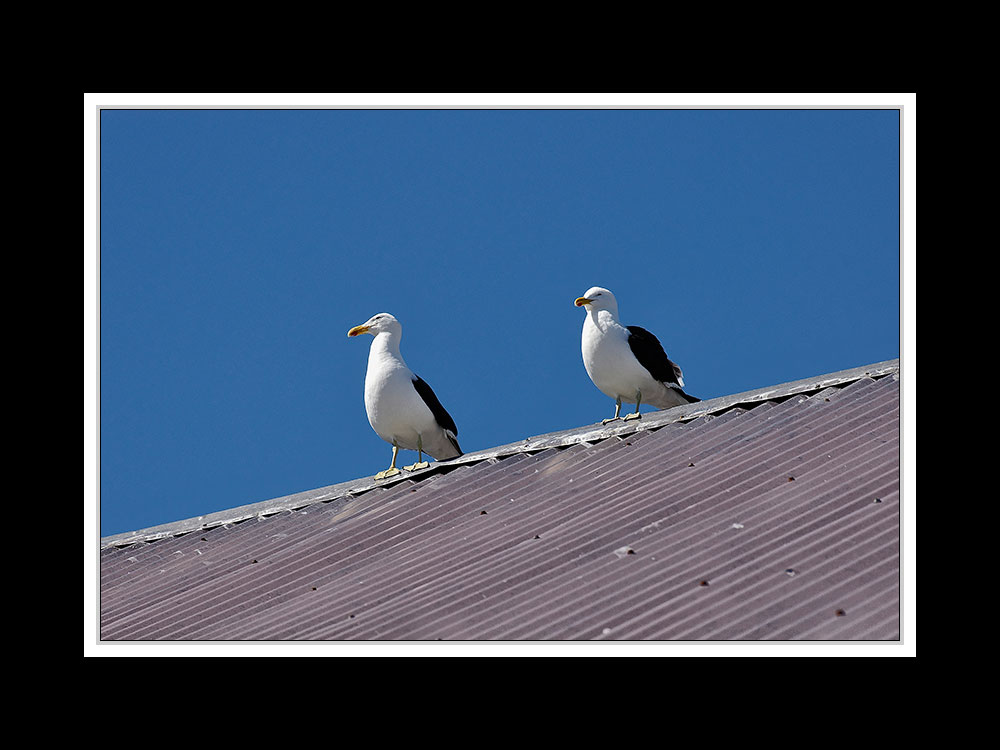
xmin=99 ymin=358 xmax=899 ymax=549
xmin=455 ymin=358 xmax=899 ymax=460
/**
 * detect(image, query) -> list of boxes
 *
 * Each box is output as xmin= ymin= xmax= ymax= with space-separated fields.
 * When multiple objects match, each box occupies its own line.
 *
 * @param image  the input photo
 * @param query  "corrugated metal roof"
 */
xmin=99 ymin=359 xmax=901 ymax=642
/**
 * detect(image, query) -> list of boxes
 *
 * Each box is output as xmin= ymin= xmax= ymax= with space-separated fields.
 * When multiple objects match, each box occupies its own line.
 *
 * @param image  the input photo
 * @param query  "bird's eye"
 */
xmin=596 ymin=293 xmax=602 ymax=296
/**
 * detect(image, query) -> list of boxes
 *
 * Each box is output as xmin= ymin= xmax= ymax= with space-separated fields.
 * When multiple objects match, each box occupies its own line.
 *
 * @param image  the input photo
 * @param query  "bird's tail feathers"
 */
xmin=659 ymin=382 xmax=701 ymax=406
xmin=444 ymin=430 xmax=463 ymax=458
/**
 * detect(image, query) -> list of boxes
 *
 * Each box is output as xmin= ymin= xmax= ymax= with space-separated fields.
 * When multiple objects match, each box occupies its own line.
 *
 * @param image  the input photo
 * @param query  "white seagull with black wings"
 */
xmin=575 ymin=286 xmax=699 ymax=425
xmin=348 ymin=313 xmax=462 ymax=479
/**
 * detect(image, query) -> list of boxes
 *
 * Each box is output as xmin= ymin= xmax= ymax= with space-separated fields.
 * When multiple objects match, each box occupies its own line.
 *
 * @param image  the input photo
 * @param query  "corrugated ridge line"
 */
xmin=385 ymin=379 xmax=896 ymax=639
xmin=150 ymin=452 xmax=566 ymax=640
xmin=572 ymin=379 xmax=894 ymax=530
xmin=727 ymin=547 xmax=900 ymax=640
xmin=796 ymin=577 xmax=900 ymax=640
xmin=616 ymin=482 xmax=900 ymax=640
xmin=221 ymin=441 xmax=646 ymax=640
xmin=759 ymin=554 xmax=901 ymax=640
xmin=311 ymin=384 xmax=888 ymax=640
xmin=340 ymin=377 xmax=893 ymax=640
xmin=98 ymin=479 xmax=431 ymax=621
xmin=529 ymin=462 xmax=898 ymax=640
xmin=100 ymin=462 xmax=513 ymax=640
xmin=100 ymin=504 xmax=329 ymax=607
xmin=814 ymin=541 xmax=902 ymax=641
xmin=316 ymin=437 xmax=708 ymax=639
xmin=713 ymin=552 xmax=899 ymax=640
xmin=99 ymin=476 xmax=443 ymax=639
xmin=99 ymin=528 xmax=220 ymax=584
xmin=298 ymin=411 xmax=764 ymax=639
xmin=540 ymin=381 xmax=899 ymax=640
xmin=661 ymin=469 xmax=900 ymax=640
xmin=99 ymin=467 xmax=442 ymax=582
xmin=314 ymin=413 xmax=760 ymax=639
xmin=600 ymin=462 xmax=898 ymax=638
xmin=240 ymin=427 xmax=690 ymax=640
xmin=97 ymin=361 xmax=899 ymax=551
xmin=99 ymin=511 xmax=326 ymax=631
xmin=98 ymin=481 xmax=373 ymax=583
xmin=101 ymin=374 xmax=900 ymax=640
xmin=448 ymin=382 xmax=900 ymax=640
xmin=613 ymin=424 xmax=898 ymax=638
xmin=555 ymin=450 xmax=899 ymax=641
xmin=476 ymin=394 xmax=900 ymax=638
xmin=99 ymin=525 xmax=260 ymax=622
xmin=322 ymin=380 xmax=895 ymax=640
xmin=184 ymin=452 xmax=560 ymax=640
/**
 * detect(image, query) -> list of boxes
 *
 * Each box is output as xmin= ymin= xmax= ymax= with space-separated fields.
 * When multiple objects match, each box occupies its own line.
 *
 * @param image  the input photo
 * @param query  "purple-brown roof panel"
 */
xmin=99 ymin=359 xmax=901 ymax=641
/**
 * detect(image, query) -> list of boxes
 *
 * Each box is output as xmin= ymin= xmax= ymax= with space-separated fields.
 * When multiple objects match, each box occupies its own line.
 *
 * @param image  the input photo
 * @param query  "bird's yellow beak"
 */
xmin=347 ymin=324 xmax=371 ymax=337
xmin=574 ymin=296 xmax=592 ymax=307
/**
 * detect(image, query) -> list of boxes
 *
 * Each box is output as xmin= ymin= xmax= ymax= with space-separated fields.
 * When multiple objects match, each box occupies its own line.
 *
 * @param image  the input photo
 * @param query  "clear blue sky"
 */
xmin=94 ymin=102 xmax=903 ymax=538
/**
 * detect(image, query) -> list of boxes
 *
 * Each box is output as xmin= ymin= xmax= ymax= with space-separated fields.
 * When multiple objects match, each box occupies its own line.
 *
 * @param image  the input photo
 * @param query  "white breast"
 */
xmin=364 ymin=350 xmax=435 ymax=450
xmin=581 ymin=313 xmax=660 ymax=404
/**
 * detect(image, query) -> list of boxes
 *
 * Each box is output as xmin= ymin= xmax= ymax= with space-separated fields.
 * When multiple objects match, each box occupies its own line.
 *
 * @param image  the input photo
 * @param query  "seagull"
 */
xmin=574 ymin=286 xmax=699 ymax=425
xmin=348 ymin=313 xmax=462 ymax=480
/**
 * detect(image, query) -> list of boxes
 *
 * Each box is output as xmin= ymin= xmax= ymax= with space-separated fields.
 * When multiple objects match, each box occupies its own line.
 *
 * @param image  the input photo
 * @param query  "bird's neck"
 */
xmin=588 ymin=308 xmax=622 ymax=333
xmin=370 ymin=330 xmax=404 ymax=363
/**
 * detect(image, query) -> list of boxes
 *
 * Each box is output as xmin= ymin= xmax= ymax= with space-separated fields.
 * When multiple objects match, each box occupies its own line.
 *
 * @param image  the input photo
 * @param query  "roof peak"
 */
xmin=100 ymin=358 xmax=899 ymax=549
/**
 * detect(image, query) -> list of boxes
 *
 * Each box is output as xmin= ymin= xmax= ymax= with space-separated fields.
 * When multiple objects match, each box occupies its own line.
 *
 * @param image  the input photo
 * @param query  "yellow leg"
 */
xmin=623 ymin=390 xmax=642 ymax=421
xmin=602 ymin=398 xmax=623 ymax=425
xmin=374 ymin=441 xmax=401 ymax=480
xmin=404 ymin=435 xmax=430 ymax=472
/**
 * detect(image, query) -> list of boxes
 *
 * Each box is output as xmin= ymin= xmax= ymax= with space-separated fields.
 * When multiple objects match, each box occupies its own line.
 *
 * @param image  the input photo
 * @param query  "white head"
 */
xmin=574 ymin=286 xmax=619 ymax=316
xmin=347 ymin=312 xmax=402 ymax=338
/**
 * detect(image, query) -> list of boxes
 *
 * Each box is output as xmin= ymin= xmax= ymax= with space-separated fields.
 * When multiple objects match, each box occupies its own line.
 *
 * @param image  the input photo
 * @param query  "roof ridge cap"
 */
xmin=99 ymin=358 xmax=899 ymax=549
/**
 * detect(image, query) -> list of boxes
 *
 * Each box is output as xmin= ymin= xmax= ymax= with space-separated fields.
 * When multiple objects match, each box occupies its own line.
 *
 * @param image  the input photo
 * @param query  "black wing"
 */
xmin=412 ymin=375 xmax=459 ymax=436
xmin=626 ymin=326 xmax=684 ymax=385
xmin=626 ymin=325 xmax=700 ymax=403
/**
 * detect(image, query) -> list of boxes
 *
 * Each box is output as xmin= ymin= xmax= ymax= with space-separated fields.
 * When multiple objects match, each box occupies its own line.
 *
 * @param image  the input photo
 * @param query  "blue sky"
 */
xmin=90 ymin=96 xmax=908 ymax=539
